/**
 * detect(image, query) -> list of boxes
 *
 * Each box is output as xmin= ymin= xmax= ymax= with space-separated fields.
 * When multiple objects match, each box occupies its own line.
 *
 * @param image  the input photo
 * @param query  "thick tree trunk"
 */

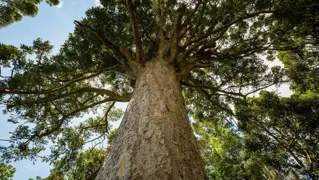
xmin=96 ymin=59 xmax=207 ymax=180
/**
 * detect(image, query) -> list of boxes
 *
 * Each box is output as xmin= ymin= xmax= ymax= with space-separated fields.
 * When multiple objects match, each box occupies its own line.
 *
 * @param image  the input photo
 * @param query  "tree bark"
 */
xmin=96 ymin=59 xmax=207 ymax=180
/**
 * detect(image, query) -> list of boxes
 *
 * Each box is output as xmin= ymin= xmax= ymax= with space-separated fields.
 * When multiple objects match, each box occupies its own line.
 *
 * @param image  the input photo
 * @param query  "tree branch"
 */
xmin=184 ymin=10 xmax=274 ymax=49
xmin=74 ymin=20 xmax=132 ymax=63
xmin=80 ymin=87 xmax=131 ymax=102
xmin=170 ymin=4 xmax=186 ymax=62
xmin=154 ymin=0 xmax=165 ymax=43
xmin=5 ymin=87 xmax=130 ymax=110
xmin=182 ymin=0 xmax=202 ymax=26
xmin=179 ymin=0 xmax=209 ymax=42
xmin=244 ymin=81 xmax=288 ymax=97
xmin=104 ymin=101 xmax=115 ymax=122
xmin=181 ymin=80 xmax=245 ymax=98
xmin=195 ymin=87 xmax=235 ymax=116
xmin=126 ymin=0 xmax=144 ymax=62
xmin=252 ymin=121 xmax=307 ymax=171
xmin=1 ymin=69 xmax=106 ymax=95
xmin=20 ymin=98 xmax=114 ymax=148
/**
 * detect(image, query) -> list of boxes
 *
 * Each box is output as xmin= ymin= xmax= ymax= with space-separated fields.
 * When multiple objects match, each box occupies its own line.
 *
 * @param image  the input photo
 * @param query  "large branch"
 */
xmin=126 ymin=0 xmax=144 ymax=62
xmin=81 ymin=87 xmax=131 ymax=102
xmin=154 ymin=0 xmax=165 ymax=43
xmin=0 ymin=70 xmax=106 ymax=95
xmin=179 ymin=0 xmax=207 ymax=40
xmin=74 ymin=21 xmax=133 ymax=63
xmin=252 ymin=121 xmax=307 ymax=171
xmin=183 ymin=10 xmax=274 ymax=49
xmin=178 ymin=28 xmax=225 ymax=65
xmin=179 ymin=42 xmax=300 ymax=77
xmin=5 ymin=86 xmax=130 ymax=111
xmin=5 ymin=86 xmax=130 ymax=109
xmin=182 ymin=70 xmax=288 ymax=100
xmin=182 ymin=0 xmax=202 ymax=26
xmin=102 ymin=101 xmax=115 ymax=133
xmin=170 ymin=4 xmax=186 ymax=62
xmin=38 ymin=87 xmax=131 ymax=102
xmin=181 ymin=79 xmax=245 ymax=98
xmin=48 ymin=67 xmax=116 ymax=83
xmin=181 ymin=77 xmax=235 ymax=116
xmin=193 ymin=86 xmax=235 ymax=116
xmin=20 ymin=98 xmax=113 ymax=148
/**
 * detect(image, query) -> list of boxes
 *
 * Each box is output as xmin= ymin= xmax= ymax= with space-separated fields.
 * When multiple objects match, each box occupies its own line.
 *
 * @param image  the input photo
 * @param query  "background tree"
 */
xmin=194 ymin=119 xmax=262 ymax=180
xmin=41 ymin=148 xmax=106 ymax=180
xmin=0 ymin=0 xmax=318 ymax=179
xmin=235 ymin=46 xmax=319 ymax=179
xmin=0 ymin=0 xmax=60 ymax=28
xmin=36 ymin=128 xmax=118 ymax=180
xmin=236 ymin=90 xmax=319 ymax=179
xmin=0 ymin=163 xmax=16 ymax=180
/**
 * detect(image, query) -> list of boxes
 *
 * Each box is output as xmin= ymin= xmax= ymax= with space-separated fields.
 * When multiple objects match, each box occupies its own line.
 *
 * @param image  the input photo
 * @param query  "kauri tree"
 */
xmin=0 ymin=0 xmax=318 ymax=179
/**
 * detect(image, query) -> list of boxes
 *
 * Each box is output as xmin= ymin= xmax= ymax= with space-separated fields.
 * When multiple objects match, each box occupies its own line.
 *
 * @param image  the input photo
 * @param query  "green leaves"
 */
xmin=0 ymin=0 xmax=60 ymax=28
xmin=193 ymin=118 xmax=268 ymax=180
xmin=235 ymin=89 xmax=319 ymax=179
xmin=37 ymin=128 xmax=119 ymax=180
xmin=0 ymin=163 xmax=16 ymax=180
xmin=0 ymin=32 xmax=129 ymax=165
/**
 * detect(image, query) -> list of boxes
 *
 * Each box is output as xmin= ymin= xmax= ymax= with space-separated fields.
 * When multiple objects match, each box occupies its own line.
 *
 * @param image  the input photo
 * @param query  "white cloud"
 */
xmin=56 ymin=1 xmax=63 ymax=8
xmin=95 ymin=0 xmax=102 ymax=7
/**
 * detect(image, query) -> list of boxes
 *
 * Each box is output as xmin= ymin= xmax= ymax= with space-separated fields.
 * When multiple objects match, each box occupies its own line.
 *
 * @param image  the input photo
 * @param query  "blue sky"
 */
xmin=0 ymin=1 xmax=107 ymax=179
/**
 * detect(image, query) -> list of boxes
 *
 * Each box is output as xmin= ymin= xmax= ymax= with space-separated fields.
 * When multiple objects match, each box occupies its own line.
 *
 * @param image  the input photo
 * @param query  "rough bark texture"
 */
xmin=96 ymin=59 xmax=207 ymax=180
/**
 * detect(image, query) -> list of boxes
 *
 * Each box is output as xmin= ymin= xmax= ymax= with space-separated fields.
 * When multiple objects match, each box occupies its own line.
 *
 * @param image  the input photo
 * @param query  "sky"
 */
xmin=0 ymin=1 xmax=114 ymax=179
xmin=0 ymin=1 xmax=293 ymax=179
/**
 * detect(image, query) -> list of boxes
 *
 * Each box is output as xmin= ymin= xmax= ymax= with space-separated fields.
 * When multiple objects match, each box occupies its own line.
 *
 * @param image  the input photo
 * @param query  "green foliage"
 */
xmin=235 ymin=44 xmax=319 ymax=179
xmin=0 ymin=0 xmax=60 ymax=28
xmin=235 ymin=91 xmax=319 ymax=179
xmin=192 ymin=110 xmax=283 ymax=179
xmin=0 ymin=163 xmax=16 ymax=180
xmin=42 ymin=148 xmax=106 ymax=180
xmin=34 ymin=128 xmax=118 ymax=180
xmin=0 ymin=0 xmax=318 ymax=179
xmin=0 ymin=37 xmax=125 ymax=164
xmin=194 ymin=120 xmax=246 ymax=179
xmin=278 ymin=50 xmax=319 ymax=93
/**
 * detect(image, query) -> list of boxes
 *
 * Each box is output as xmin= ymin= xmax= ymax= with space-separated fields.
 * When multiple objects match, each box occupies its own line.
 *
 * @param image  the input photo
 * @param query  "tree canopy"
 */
xmin=0 ymin=163 xmax=16 ymax=180
xmin=0 ymin=0 xmax=318 ymax=179
xmin=234 ymin=48 xmax=319 ymax=179
xmin=0 ymin=0 xmax=60 ymax=28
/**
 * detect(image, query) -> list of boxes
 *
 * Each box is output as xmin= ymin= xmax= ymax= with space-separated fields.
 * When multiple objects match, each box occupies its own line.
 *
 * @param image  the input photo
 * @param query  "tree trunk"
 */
xmin=96 ymin=59 xmax=207 ymax=180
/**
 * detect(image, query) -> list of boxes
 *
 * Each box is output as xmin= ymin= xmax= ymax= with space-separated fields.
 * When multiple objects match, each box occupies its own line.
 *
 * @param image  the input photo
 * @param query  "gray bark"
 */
xmin=96 ymin=59 xmax=207 ymax=180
